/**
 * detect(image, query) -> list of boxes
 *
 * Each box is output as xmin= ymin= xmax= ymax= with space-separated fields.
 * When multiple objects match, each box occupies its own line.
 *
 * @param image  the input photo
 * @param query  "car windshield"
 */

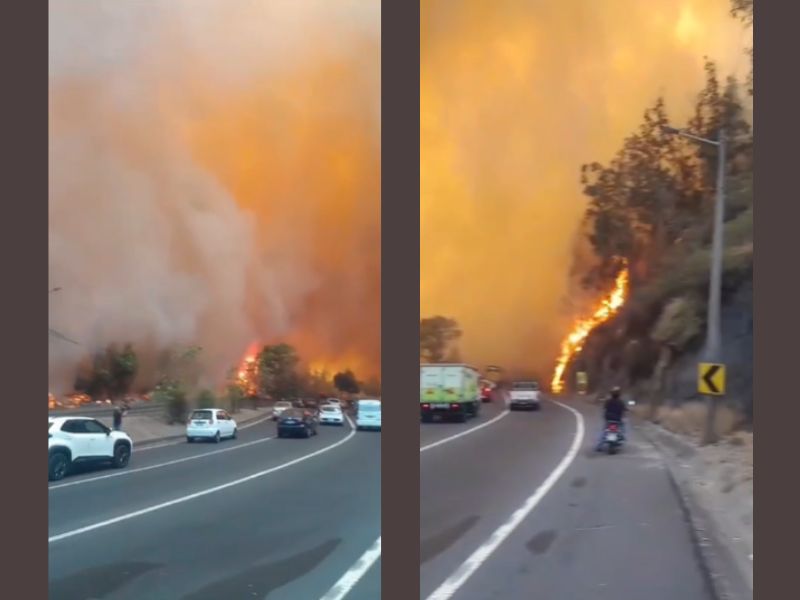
xmin=190 ymin=410 xmax=214 ymax=420
xmin=321 ymin=406 xmax=339 ymax=413
xmin=359 ymin=405 xmax=381 ymax=414
xmin=513 ymin=382 xmax=539 ymax=390
xmin=281 ymin=409 xmax=303 ymax=419
xmin=275 ymin=402 xmax=291 ymax=408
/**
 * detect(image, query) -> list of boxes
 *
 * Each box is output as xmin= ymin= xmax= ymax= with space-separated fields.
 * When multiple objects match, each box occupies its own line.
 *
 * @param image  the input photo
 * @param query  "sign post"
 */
xmin=576 ymin=371 xmax=588 ymax=395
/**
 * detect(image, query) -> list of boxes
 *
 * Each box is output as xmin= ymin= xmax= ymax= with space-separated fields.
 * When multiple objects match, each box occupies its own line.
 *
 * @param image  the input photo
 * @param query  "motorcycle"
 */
xmin=600 ymin=420 xmax=625 ymax=455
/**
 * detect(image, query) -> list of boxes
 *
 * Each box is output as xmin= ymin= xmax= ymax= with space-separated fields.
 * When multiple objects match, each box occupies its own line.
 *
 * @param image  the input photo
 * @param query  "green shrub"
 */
xmin=196 ymin=389 xmax=217 ymax=409
xmin=224 ymin=384 xmax=245 ymax=414
xmin=651 ymin=295 xmax=704 ymax=351
xmin=153 ymin=379 xmax=189 ymax=425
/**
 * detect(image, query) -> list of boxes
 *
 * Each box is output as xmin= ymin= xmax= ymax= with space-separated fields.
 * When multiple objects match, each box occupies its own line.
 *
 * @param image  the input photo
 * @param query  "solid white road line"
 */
xmin=424 ymin=400 xmax=585 ymax=600
xmin=49 ymin=435 xmax=275 ymax=490
xmin=420 ymin=409 xmax=510 ymax=453
xmin=49 ymin=417 xmax=357 ymax=544
xmin=135 ymin=411 xmax=273 ymax=452
xmin=318 ymin=537 xmax=382 ymax=600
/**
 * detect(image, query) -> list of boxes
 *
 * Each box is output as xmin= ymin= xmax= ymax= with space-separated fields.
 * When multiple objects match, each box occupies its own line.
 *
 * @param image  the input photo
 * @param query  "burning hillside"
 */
xmin=550 ymin=266 xmax=629 ymax=393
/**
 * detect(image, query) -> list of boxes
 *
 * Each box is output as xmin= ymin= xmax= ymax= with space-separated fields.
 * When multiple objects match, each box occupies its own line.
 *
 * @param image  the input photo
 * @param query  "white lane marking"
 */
xmin=425 ymin=400 xmax=585 ymax=600
xmin=420 ymin=410 xmax=510 ymax=453
xmin=49 ymin=435 xmax=275 ymax=491
xmin=319 ymin=536 xmax=381 ymax=600
xmin=49 ymin=416 xmax=357 ymax=543
xmin=135 ymin=411 xmax=273 ymax=452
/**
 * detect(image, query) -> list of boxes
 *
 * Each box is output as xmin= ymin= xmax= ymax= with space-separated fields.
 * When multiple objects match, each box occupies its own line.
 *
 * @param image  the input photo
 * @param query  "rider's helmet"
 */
xmin=610 ymin=386 xmax=622 ymax=399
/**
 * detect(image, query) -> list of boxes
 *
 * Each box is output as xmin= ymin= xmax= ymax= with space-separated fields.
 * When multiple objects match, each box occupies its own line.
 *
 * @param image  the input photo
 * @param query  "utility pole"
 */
xmin=701 ymin=128 xmax=726 ymax=445
xmin=661 ymin=126 xmax=727 ymax=445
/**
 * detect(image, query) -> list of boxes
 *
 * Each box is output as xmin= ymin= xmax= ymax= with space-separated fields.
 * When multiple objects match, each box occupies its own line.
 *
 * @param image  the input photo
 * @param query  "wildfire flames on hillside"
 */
xmin=550 ymin=266 xmax=629 ymax=393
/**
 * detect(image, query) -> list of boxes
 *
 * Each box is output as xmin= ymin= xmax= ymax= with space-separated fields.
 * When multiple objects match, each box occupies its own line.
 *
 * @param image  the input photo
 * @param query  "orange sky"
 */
xmin=49 ymin=1 xmax=381 ymax=393
xmin=421 ymin=0 xmax=750 ymax=375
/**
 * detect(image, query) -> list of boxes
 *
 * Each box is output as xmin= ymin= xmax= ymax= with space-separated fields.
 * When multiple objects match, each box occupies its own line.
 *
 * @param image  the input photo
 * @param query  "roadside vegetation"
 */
xmin=569 ymin=0 xmax=753 ymax=432
xmin=61 ymin=340 xmax=372 ymax=424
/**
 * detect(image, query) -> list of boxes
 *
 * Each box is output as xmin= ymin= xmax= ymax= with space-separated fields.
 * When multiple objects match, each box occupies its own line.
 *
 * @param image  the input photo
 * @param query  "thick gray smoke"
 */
xmin=49 ymin=1 xmax=381 ymax=394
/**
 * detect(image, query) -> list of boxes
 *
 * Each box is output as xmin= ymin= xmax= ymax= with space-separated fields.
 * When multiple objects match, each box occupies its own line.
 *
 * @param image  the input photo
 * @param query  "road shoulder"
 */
xmin=639 ymin=422 xmax=753 ymax=600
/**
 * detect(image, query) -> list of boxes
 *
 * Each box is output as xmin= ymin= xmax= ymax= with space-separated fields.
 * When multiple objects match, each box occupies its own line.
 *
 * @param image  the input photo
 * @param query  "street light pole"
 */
xmin=661 ymin=125 xmax=726 ymax=444
xmin=701 ymin=128 xmax=726 ymax=445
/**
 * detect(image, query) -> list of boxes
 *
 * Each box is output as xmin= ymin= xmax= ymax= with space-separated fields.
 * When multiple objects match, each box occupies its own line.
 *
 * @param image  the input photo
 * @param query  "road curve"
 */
xmin=49 ymin=417 xmax=380 ymax=600
xmin=420 ymin=397 xmax=713 ymax=600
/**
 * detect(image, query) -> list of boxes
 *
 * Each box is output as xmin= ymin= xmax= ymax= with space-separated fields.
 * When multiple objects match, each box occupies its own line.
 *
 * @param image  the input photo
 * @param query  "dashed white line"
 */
xmin=49 ymin=416 xmax=357 ymax=543
xmin=420 ymin=409 xmax=510 ymax=453
xmin=424 ymin=400 xmax=585 ymax=600
xmin=318 ymin=536 xmax=381 ymax=600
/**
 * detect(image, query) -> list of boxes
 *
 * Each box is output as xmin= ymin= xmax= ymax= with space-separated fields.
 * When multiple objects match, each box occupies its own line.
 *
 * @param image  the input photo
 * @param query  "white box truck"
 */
xmin=420 ymin=363 xmax=481 ymax=423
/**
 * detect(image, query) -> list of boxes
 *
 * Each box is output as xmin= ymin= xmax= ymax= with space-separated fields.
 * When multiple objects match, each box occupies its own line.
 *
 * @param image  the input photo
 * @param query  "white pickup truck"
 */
xmin=509 ymin=381 xmax=542 ymax=411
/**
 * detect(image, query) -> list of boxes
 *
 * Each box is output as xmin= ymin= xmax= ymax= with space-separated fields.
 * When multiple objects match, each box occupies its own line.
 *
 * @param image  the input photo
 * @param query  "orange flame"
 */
xmin=235 ymin=342 xmax=261 ymax=393
xmin=550 ymin=266 xmax=629 ymax=393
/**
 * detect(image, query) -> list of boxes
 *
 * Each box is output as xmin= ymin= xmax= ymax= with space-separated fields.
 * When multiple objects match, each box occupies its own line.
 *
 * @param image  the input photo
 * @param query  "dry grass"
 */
xmin=651 ymin=402 xmax=746 ymax=441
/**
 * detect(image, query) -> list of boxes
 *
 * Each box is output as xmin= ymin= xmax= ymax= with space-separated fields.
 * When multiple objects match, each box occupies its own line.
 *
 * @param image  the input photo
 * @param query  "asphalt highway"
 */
xmin=49 ymin=416 xmax=380 ymax=600
xmin=420 ymin=396 xmax=713 ymax=600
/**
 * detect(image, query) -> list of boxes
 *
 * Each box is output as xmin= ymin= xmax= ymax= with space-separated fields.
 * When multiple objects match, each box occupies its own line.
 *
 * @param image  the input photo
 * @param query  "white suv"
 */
xmin=186 ymin=408 xmax=238 ymax=443
xmin=48 ymin=417 xmax=134 ymax=481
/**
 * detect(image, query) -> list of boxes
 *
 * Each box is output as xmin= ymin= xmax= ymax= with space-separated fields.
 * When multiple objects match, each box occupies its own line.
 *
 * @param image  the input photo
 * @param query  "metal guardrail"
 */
xmin=49 ymin=403 xmax=166 ymax=418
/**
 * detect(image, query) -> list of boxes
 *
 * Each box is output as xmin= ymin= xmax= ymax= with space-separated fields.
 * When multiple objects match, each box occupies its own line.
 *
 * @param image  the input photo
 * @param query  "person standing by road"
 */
xmin=112 ymin=404 xmax=124 ymax=431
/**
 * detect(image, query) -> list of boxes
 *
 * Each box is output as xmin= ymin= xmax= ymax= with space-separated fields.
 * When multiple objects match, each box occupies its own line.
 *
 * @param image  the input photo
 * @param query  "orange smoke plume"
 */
xmin=48 ymin=1 xmax=380 ymax=393
xmin=421 ymin=0 xmax=749 ymax=377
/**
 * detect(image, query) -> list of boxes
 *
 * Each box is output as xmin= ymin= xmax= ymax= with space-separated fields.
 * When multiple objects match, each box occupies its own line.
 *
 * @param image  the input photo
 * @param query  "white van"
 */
xmin=355 ymin=399 xmax=381 ymax=431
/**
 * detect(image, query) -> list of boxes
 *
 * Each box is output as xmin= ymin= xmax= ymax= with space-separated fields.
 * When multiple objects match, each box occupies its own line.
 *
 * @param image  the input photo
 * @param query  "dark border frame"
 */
xmin=381 ymin=1 xmax=421 ymax=598
xmin=3 ymin=1 xmax=791 ymax=599
xmin=1 ymin=0 xmax=49 ymax=597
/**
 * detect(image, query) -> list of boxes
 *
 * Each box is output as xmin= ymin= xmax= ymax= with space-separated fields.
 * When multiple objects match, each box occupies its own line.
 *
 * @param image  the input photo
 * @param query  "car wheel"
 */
xmin=214 ymin=431 xmax=221 ymax=444
xmin=232 ymin=428 xmax=238 ymax=440
xmin=187 ymin=437 xmax=194 ymax=443
xmin=112 ymin=443 xmax=131 ymax=469
xmin=48 ymin=453 xmax=70 ymax=482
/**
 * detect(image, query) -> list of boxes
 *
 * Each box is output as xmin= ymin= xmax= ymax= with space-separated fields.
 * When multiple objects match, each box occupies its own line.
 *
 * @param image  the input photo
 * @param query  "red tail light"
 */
xmin=608 ymin=424 xmax=618 ymax=432
xmin=422 ymin=403 xmax=431 ymax=411
xmin=450 ymin=403 xmax=460 ymax=410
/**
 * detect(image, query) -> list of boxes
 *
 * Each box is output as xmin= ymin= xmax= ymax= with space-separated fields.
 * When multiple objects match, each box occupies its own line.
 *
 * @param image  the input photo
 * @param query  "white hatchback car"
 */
xmin=319 ymin=404 xmax=345 ymax=426
xmin=186 ymin=408 xmax=238 ymax=443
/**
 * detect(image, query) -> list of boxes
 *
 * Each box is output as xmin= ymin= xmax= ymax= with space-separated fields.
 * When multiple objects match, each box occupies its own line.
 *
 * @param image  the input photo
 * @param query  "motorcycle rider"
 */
xmin=595 ymin=386 xmax=627 ymax=451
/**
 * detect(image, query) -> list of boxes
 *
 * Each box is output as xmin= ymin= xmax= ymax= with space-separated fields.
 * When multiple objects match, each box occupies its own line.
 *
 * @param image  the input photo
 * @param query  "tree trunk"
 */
xmin=648 ymin=344 xmax=673 ymax=420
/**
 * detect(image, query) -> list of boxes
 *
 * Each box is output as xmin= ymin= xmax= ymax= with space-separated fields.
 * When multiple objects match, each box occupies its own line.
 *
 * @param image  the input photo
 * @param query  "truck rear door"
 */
xmin=421 ymin=367 xmax=444 ymax=403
